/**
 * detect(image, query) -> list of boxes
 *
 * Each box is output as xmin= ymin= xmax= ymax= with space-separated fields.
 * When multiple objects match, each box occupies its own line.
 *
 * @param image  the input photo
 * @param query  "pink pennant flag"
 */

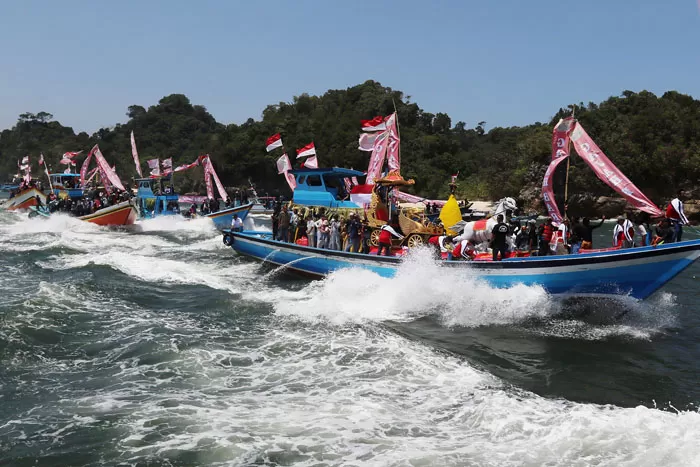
xmin=147 ymin=158 xmax=161 ymax=177
xmin=303 ymin=155 xmax=318 ymax=168
xmin=174 ymin=158 xmax=200 ymax=173
xmin=358 ymin=132 xmax=378 ymax=151
xmin=130 ymin=131 xmax=143 ymax=178
xmin=385 ymin=113 xmax=400 ymax=172
xmin=38 ymin=153 xmax=45 ymax=166
xmin=276 ymin=154 xmax=291 ymax=174
xmin=296 ymin=142 xmax=316 ymax=159
xmin=62 ymin=151 xmax=82 ymax=159
xmin=162 ymin=158 xmax=173 ymax=175
xmin=80 ymin=145 xmax=97 ymax=186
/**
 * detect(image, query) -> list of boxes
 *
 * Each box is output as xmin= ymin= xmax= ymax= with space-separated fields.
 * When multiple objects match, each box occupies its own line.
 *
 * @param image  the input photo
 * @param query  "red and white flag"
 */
xmin=60 ymin=157 xmax=77 ymax=166
xmin=303 ymin=155 xmax=318 ymax=169
xmin=266 ymin=133 xmax=283 ymax=152
xmin=358 ymin=132 xmax=378 ymax=151
xmin=62 ymin=151 xmax=82 ymax=159
xmin=130 ymin=131 xmax=143 ymax=178
xmin=38 ymin=153 xmax=45 ymax=166
xmin=351 ymin=176 xmax=359 ymax=185
xmin=361 ymin=115 xmax=387 ymax=132
xmin=296 ymin=142 xmax=316 ymax=159
xmin=147 ymin=158 xmax=161 ymax=177
xmin=174 ymin=158 xmax=200 ymax=173
xmin=21 ymin=155 xmax=29 ymax=165
xmin=276 ymin=153 xmax=292 ymax=174
xmin=451 ymin=172 xmax=459 ymax=183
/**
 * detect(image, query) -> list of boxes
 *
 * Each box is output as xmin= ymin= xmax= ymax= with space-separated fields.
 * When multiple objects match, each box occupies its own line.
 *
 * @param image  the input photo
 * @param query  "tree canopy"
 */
xmin=1 ymin=82 xmax=698 ymax=207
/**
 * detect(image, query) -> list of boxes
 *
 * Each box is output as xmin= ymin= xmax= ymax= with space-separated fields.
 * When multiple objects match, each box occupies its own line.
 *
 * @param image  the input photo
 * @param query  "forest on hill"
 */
xmin=1 ymin=81 xmax=699 ymax=211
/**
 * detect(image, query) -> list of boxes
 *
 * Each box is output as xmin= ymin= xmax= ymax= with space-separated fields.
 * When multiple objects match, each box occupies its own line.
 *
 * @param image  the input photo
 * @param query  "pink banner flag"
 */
xmin=275 ymin=154 xmax=296 ymax=191
xmin=365 ymin=130 xmax=389 ymax=184
xmin=147 ymin=158 xmax=160 ymax=177
xmin=551 ymin=117 xmax=575 ymax=161
xmin=201 ymin=155 xmax=228 ymax=201
xmin=570 ymin=122 xmax=662 ymax=217
xmin=358 ymin=132 xmax=377 ymax=151
xmin=276 ymin=153 xmax=291 ymax=174
xmin=303 ymin=155 xmax=318 ymax=168
xmin=94 ymin=146 xmax=126 ymax=191
xmin=162 ymin=158 xmax=173 ymax=175
xmin=86 ymin=166 xmax=99 ymax=183
xmin=542 ymin=156 xmax=569 ymax=225
xmin=385 ymin=113 xmax=400 ymax=172
xmin=80 ymin=145 xmax=97 ymax=186
xmin=130 ymin=131 xmax=143 ymax=178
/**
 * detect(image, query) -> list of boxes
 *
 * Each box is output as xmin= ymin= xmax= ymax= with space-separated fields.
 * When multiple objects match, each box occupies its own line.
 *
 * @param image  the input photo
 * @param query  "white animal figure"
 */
xmin=451 ymin=197 xmax=518 ymax=246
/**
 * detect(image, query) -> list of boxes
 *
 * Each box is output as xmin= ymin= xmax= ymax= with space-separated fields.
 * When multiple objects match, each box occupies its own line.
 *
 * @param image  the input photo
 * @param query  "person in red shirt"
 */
xmin=377 ymin=222 xmax=404 ymax=256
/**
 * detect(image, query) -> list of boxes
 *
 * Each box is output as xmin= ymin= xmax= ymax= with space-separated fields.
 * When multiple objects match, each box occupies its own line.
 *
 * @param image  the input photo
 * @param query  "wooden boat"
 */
xmin=4 ymin=187 xmax=46 ymax=211
xmin=225 ymin=230 xmax=700 ymax=300
xmin=78 ymin=200 xmax=137 ymax=226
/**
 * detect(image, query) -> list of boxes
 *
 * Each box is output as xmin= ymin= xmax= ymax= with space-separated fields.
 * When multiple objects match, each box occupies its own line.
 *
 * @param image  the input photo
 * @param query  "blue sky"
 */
xmin=1 ymin=0 xmax=699 ymax=133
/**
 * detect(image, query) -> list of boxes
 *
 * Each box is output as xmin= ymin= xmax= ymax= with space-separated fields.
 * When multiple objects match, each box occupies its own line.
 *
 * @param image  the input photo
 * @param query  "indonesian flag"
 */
xmin=361 ymin=116 xmax=387 ymax=132
xmin=60 ymin=157 xmax=77 ymax=166
xmin=451 ymin=172 xmax=459 ymax=183
xmin=303 ymin=155 xmax=318 ymax=169
xmin=21 ymin=155 xmax=29 ymax=165
xmin=358 ymin=132 xmax=378 ymax=151
xmin=276 ymin=153 xmax=292 ymax=174
xmin=147 ymin=158 xmax=161 ymax=177
xmin=174 ymin=158 xmax=200 ymax=172
xmin=266 ymin=133 xmax=283 ymax=152
xmin=350 ymin=184 xmax=374 ymax=207
xmin=38 ymin=153 xmax=45 ymax=166
xmin=62 ymin=151 xmax=82 ymax=159
xmin=296 ymin=142 xmax=316 ymax=158
xmin=162 ymin=158 xmax=173 ymax=175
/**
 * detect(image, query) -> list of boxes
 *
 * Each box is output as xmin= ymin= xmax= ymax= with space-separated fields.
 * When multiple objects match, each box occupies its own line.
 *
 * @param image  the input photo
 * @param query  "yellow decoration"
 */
xmin=439 ymin=195 xmax=461 ymax=236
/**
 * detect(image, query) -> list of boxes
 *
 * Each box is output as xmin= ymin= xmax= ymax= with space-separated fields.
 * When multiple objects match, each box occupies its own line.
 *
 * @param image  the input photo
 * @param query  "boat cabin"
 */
xmin=291 ymin=168 xmax=365 ymax=208
xmin=49 ymin=173 xmax=84 ymax=199
xmin=135 ymin=176 xmax=180 ymax=218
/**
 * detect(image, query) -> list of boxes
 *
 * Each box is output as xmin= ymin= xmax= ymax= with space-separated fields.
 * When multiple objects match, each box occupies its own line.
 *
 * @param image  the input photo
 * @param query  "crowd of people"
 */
xmin=270 ymin=204 xmax=376 ymax=253
xmin=43 ymin=188 xmax=132 ymax=215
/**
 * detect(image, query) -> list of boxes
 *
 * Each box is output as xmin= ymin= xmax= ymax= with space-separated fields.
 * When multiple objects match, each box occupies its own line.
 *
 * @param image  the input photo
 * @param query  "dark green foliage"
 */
xmin=1 ymin=83 xmax=698 ymax=203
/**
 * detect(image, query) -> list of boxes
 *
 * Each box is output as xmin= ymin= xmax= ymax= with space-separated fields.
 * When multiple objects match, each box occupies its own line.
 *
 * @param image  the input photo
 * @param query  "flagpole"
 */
xmin=563 ymin=105 xmax=575 ymax=220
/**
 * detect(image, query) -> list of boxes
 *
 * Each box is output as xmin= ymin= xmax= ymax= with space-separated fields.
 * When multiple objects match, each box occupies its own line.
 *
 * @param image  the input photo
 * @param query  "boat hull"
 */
xmin=227 ymin=231 xmax=700 ymax=300
xmin=78 ymin=201 xmax=137 ymax=226
xmin=4 ymin=188 xmax=46 ymax=211
xmin=206 ymin=203 xmax=254 ymax=230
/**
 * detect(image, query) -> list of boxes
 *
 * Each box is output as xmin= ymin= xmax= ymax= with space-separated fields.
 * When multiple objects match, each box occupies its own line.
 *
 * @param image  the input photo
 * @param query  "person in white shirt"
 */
xmin=666 ymin=190 xmax=689 ymax=242
xmin=306 ymin=216 xmax=317 ymax=248
xmin=231 ymin=214 xmax=244 ymax=232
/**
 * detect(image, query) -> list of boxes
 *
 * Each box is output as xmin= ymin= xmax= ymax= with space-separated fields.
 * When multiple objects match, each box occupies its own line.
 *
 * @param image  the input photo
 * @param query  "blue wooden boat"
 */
xmin=290 ymin=167 xmax=367 ymax=208
xmin=49 ymin=173 xmax=84 ymax=199
xmin=135 ymin=177 xmax=181 ymax=218
xmin=135 ymin=176 xmax=253 ymax=230
xmin=206 ymin=203 xmax=254 ymax=230
xmin=224 ymin=230 xmax=700 ymax=300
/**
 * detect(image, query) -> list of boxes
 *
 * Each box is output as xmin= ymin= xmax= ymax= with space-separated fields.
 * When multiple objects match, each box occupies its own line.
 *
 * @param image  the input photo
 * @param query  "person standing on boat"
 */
xmin=360 ymin=219 xmax=372 ymax=253
xmin=491 ymin=214 xmax=510 ymax=261
xmin=277 ymin=205 xmax=290 ymax=242
xmin=271 ymin=203 xmax=280 ymax=240
xmin=527 ymin=219 xmax=538 ymax=252
xmin=377 ymin=223 xmax=404 ymax=256
xmin=329 ymin=216 xmax=341 ymax=250
xmin=306 ymin=215 xmax=317 ymax=248
xmin=634 ymin=219 xmax=649 ymax=246
xmin=231 ymin=214 xmax=244 ymax=232
xmin=666 ymin=190 xmax=689 ymax=242
xmin=318 ymin=216 xmax=330 ymax=249
xmin=537 ymin=218 xmax=554 ymax=256
xmin=613 ymin=216 xmax=635 ymax=248
xmin=345 ymin=214 xmax=362 ymax=252
xmin=289 ymin=209 xmax=299 ymax=242
xmin=580 ymin=216 xmax=605 ymax=250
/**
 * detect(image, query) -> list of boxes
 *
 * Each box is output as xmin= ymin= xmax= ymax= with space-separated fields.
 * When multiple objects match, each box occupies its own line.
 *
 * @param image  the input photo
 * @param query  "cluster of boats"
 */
xmin=223 ymin=117 xmax=700 ymax=301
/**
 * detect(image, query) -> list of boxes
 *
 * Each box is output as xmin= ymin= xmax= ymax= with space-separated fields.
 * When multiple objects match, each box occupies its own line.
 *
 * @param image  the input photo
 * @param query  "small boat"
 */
xmin=78 ymin=200 xmax=137 ymax=226
xmin=4 ymin=186 xmax=46 ymax=211
xmin=205 ymin=203 xmax=254 ymax=230
xmin=225 ymin=230 xmax=700 ymax=300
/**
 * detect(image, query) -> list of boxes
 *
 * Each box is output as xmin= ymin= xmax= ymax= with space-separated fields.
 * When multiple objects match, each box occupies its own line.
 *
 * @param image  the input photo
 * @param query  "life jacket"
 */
xmin=379 ymin=227 xmax=392 ymax=244
xmin=542 ymin=223 xmax=554 ymax=242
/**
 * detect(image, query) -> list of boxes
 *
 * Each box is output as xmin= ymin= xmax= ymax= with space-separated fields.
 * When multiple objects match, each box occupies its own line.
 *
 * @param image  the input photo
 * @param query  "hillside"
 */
xmin=2 ymin=82 xmax=699 ymax=212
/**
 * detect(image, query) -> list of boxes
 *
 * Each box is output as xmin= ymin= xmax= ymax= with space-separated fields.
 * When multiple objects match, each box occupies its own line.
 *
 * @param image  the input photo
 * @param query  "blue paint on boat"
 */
xmin=206 ymin=204 xmax=254 ymax=230
xmin=290 ymin=167 xmax=365 ymax=208
xmin=49 ymin=173 xmax=84 ymax=199
xmin=226 ymin=231 xmax=700 ymax=300
xmin=135 ymin=178 xmax=180 ymax=218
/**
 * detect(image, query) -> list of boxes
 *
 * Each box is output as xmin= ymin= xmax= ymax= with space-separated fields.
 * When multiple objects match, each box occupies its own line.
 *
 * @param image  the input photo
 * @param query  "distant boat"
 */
xmin=225 ymin=230 xmax=700 ymax=300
